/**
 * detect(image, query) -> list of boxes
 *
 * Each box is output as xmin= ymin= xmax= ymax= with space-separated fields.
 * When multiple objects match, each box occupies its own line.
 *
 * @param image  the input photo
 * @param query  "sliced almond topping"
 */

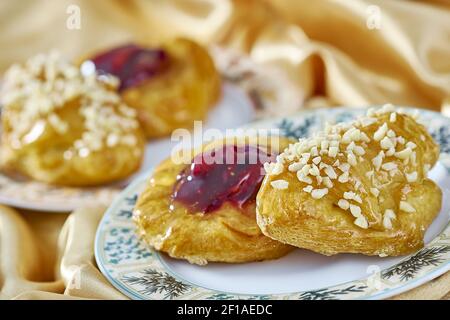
xmin=297 ymin=171 xmax=313 ymax=184
xmin=380 ymin=136 xmax=394 ymax=149
xmin=312 ymin=156 xmax=322 ymax=165
xmin=367 ymin=108 xmax=376 ymax=117
xmin=330 ymin=140 xmax=340 ymax=148
xmin=383 ymin=209 xmax=396 ymax=229
xmin=342 ymin=127 xmax=359 ymax=144
xmin=271 ymin=179 xmax=289 ymax=190
xmin=406 ymin=141 xmax=417 ymax=150
xmin=311 ymin=188 xmax=328 ymax=199
xmin=374 ymin=123 xmax=388 ymax=141
xmin=346 ymin=141 xmax=356 ymax=151
xmin=354 ymin=215 xmax=369 ymax=229
xmin=382 ymin=162 xmax=398 ymax=171
xmin=387 ymin=129 xmax=396 ymax=138
xmin=338 ymin=171 xmax=350 ymax=183
xmin=395 ymin=147 xmax=412 ymax=160
xmin=390 ymin=112 xmax=397 ymax=122
xmin=323 ymin=176 xmax=333 ymax=188
xmin=349 ymin=204 xmax=362 ymax=217
xmin=399 ymin=201 xmax=416 ymax=213
xmin=344 ymin=191 xmax=356 ymax=200
xmin=360 ymin=117 xmax=377 ymax=127
xmin=309 ymin=164 xmax=320 ymax=176
xmin=385 ymin=147 xmax=396 ymax=157
xmin=347 ymin=152 xmax=357 ymax=166
xmin=316 ymin=175 xmax=323 ymax=185
xmin=381 ymin=104 xmax=395 ymax=113
xmin=372 ymin=151 xmax=385 ymax=170
xmin=353 ymin=145 xmax=365 ymax=156
xmin=301 ymin=153 xmax=311 ymax=161
xmin=338 ymin=199 xmax=350 ymax=210
xmin=324 ymin=166 xmax=337 ymax=180
xmin=360 ymin=132 xmax=370 ymax=143
xmin=411 ymin=152 xmax=417 ymax=165
xmin=405 ymin=171 xmax=417 ymax=183
xmin=288 ymin=162 xmax=303 ymax=172
xmin=266 ymin=162 xmax=284 ymax=175
xmin=339 ymin=162 xmax=351 ymax=173
xmin=300 ymin=164 xmax=311 ymax=176
xmin=263 ymin=162 xmax=272 ymax=174
xmin=303 ymin=185 xmax=313 ymax=193
xmin=370 ymin=187 xmax=380 ymax=197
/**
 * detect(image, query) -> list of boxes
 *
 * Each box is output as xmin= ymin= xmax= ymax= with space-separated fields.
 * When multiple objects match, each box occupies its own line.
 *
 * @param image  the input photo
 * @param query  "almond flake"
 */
xmin=374 ymin=123 xmax=388 ymax=141
xmin=370 ymin=188 xmax=380 ymax=197
xmin=348 ymin=152 xmax=357 ymax=166
xmin=399 ymin=201 xmax=415 ymax=213
xmin=311 ymin=188 xmax=328 ymax=199
xmin=405 ymin=171 xmax=418 ymax=183
xmin=338 ymin=199 xmax=350 ymax=210
xmin=271 ymin=180 xmax=289 ymax=190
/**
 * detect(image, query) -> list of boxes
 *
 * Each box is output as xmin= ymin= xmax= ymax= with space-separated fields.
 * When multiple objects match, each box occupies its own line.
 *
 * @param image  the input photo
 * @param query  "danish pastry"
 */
xmin=0 ymin=51 xmax=145 ymax=186
xmin=85 ymin=38 xmax=221 ymax=139
xmin=257 ymin=105 xmax=441 ymax=257
xmin=133 ymin=136 xmax=294 ymax=265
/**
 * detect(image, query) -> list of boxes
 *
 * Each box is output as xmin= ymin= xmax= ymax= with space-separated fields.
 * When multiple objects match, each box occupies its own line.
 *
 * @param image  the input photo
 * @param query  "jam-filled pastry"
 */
xmin=133 ymin=136 xmax=294 ymax=265
xmin=85 ymin=38 xmax=221 ymax=139
xmin=257 ymin=105 xmax=441 ymax=257
xmin=0 ymin=51 xmax=145 ymax=186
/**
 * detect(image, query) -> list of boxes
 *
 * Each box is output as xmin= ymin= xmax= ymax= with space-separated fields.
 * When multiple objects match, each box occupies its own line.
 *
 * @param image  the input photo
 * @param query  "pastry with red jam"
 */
xmin=133 ymin=136 xmax=294 ymax=265
xmin=83 ymin=38 xmax=221 ymax=139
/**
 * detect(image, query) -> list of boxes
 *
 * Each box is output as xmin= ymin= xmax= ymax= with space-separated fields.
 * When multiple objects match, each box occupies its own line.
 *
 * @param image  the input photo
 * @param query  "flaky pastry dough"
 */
xmin=133 ymin=136 xmax=294 ymax=265
xmin=257 ymin=105 xmax=441 ymax=257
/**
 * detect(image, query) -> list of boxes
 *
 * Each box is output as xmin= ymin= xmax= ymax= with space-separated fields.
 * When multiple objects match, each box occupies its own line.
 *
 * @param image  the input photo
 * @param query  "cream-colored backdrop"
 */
xmin=0 ymin=0 xmax=449 ymax=300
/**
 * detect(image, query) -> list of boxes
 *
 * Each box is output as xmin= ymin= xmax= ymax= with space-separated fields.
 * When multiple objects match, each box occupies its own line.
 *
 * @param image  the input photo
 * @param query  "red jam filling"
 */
xmin=172 ymin=145 xmax=274 ymax=214
xmin=90 ymin=44 xmax=169 ymax=91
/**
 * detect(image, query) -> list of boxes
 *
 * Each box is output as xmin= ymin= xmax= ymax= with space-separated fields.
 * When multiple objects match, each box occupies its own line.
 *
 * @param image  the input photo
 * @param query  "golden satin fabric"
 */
xmin=0 ymin=0 xmax=449 ymax=299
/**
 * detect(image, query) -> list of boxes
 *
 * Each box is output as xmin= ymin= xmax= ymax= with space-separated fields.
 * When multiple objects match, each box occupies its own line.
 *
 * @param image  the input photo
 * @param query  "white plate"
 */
xmin=0 ymin=84 xmax=254 ymax=212
xmin=95 ymin=107 xmax=450 ymax=300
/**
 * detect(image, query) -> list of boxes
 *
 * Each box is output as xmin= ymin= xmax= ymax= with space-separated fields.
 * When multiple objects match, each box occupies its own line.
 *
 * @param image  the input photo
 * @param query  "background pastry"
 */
xmin=257 ymin=105 xmax=441 ymax=257
xmin=85 ymin=38 xmax=221 ymax=139
xmin=0 ymin=51 xmax=145 ymax=186
xmin=133 ymin=136 xmax=294 ymax=265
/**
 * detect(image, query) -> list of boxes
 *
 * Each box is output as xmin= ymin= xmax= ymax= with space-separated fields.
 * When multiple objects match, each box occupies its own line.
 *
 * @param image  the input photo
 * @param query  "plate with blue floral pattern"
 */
xmin=95 ymin=107 xmax=450 ymax=300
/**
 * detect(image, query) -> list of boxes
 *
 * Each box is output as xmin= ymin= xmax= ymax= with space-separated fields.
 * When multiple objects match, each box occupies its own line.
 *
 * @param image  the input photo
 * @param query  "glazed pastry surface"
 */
xmin=88 ymin=38 xmax=221 ymax=139
xmin=257 ymin=105 xmax=441 ymax=257
xmin=134 ymin=136 xmax=294 ymax=265
xmin=0 ymin=52 xmax=145 ymax=186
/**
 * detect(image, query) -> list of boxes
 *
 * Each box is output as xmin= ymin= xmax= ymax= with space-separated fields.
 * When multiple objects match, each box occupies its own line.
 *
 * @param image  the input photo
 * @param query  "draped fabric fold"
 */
xmin=0 ymin=0 xmax=449 ymax=299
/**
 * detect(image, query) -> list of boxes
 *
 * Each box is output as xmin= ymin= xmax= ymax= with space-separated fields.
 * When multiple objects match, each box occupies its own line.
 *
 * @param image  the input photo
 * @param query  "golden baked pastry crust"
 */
xmin=257 ymin=106 xmax=441 ymax=257
xmin=0 ymin=52 xmax=145 ymax=186
xmin=134 ymin=136 xmax=294 ymax=265
xmin=85 ymin=38 xmax=221 ymax=139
